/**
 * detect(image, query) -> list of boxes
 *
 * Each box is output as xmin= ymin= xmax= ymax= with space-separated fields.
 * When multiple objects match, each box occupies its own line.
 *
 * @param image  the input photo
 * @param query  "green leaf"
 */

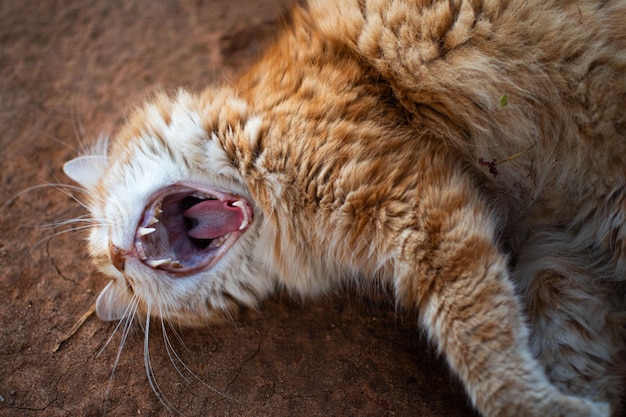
xmin=499 ymin=94 xmax=509 ymax=108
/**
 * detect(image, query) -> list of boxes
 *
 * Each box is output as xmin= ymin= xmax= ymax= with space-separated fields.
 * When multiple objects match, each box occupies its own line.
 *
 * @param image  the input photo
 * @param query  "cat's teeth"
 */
xmin=171 ymin=260 xmax=182 ymax=268
xmin=146 ymin=258 xmax=171 ymax=268
xmin=213 ymin=236 xmax=226 ymax=247
xmin=231 ymin=200 xmax=249 ymax=229
xmin=148 ymin=216 xmax=159 ymax=225
xmin=138 ymin=226 xmax=156 ymax=237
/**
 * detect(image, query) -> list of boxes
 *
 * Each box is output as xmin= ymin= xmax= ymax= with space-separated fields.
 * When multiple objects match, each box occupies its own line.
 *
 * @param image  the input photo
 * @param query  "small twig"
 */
xmin=53 ymin=303 xmax=96 ymax=352
xmin=479 ymin=142 xmax=537 ymax=179
xmin=577 ymin=4 xmax=584 ymax=24
xmin=495 ymin=146 xmax=535 ymax=165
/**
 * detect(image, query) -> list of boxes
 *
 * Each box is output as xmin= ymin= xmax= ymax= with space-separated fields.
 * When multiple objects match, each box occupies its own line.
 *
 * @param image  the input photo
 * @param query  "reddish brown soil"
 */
xmin=0 ymin=1 xmax=479 ymax=416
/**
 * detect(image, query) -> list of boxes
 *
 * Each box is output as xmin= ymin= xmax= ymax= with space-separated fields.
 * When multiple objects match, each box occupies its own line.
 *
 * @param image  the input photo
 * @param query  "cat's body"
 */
xmin=63 ymin=0 xmax=626 ymax=416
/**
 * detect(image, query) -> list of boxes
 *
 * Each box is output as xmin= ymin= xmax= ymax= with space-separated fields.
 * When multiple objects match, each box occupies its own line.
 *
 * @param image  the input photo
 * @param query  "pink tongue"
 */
xmin=183 ymin=200 xmax=243 ymax=240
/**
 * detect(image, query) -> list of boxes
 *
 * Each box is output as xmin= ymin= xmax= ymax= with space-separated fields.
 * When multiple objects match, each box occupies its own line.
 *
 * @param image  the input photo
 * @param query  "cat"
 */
xmin=62 ymin=0 xmax=626 ymax=416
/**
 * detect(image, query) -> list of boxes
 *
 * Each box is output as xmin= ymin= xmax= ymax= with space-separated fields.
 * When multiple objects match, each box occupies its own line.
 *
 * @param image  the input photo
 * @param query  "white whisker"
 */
xmin=32 ymin=225 xmax=100 ymax=249
xmin=36 ymin=217 xmax=105 ymax=228
xmin=143 ymin=305 xmax=180 ymax=414
xmin=160 ymin=317 xmax=234 ymax=400
xmin=159 ymin=317 xmax=191 ymax=384
xmin=29 ymin=126 xmax=81 ymax=154
xmin=222 ymin=304 xmax=238 ymax=328
xmin=40 ymin=213 xmax=93 ymax=222
xmin=101 ymin=294 xmax=139 ymax=416
xmin=97 ymin=293 xmax=140 ymax=358
xmin=164 ymin=317 xmax=193 ymax=355
xmin=2 ymin=182 xmax=86 ymax=211
xmin=70 ymin=97 xmax=87 ymax=150
xmin=46 ymin=182 xmax=93 ymax=212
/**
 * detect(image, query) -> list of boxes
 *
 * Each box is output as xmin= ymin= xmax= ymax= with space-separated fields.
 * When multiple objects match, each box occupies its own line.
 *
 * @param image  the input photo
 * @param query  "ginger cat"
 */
xmin=63 ymin=0 xmax=626 ymax=416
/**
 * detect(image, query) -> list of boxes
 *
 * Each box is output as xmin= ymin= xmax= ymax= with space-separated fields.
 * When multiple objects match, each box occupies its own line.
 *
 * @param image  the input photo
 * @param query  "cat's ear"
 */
xmin=96 ymin=281 xmax=131 ymax=322
xmin=63 ymin=155 xmax=108 ymax=189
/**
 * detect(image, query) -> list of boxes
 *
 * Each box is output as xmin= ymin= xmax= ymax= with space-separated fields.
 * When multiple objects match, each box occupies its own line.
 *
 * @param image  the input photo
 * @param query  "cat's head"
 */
xmin=64 ymin=88 xmax=278 ymax=325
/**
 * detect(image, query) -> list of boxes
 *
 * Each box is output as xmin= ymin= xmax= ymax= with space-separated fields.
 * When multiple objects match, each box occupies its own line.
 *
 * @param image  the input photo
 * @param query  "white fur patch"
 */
xmin=244 ymin=116 xmax=263 ymax=147
xmin=203 ymin=133 xmax=239 ymax=178
xmin=227 ymin=97 xmax=248 ymax=118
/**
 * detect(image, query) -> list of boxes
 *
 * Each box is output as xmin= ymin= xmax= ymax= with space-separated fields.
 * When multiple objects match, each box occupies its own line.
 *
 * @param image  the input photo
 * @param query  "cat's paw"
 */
xmin=541 ymin=395 xmax=610 ymax=417
xmin=498 ymin=391 xmax=610 ymax=417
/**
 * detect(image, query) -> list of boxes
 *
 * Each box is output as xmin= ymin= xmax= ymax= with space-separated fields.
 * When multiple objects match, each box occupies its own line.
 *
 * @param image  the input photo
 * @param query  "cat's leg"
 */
xmin=393 ymin=205 xmax=610 ymax=417
xmin=513 ymin=231 xmax=626 ymax=414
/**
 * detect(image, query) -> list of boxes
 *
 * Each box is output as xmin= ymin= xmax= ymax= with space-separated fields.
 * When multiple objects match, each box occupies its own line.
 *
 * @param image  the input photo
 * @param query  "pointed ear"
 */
xmin=63 ymin=155 xmax=108 ymax=189
xmin=96 ymin=281 xmax=132 ymax=322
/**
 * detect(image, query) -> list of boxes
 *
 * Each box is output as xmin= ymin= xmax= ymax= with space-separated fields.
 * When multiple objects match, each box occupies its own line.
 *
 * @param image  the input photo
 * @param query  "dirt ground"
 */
xmin=0 ymin=1 xmax=480 ymax=416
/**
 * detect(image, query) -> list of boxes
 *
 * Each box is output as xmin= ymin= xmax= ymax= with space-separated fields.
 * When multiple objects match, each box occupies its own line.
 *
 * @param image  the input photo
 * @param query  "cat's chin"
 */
xmin=121 ymin=182 xmax=253 ymax=276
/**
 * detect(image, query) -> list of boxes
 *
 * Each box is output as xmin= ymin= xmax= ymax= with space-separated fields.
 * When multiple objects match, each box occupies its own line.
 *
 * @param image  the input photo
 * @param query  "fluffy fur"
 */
xmin=64 ymin=0 xmax=626 ymax=416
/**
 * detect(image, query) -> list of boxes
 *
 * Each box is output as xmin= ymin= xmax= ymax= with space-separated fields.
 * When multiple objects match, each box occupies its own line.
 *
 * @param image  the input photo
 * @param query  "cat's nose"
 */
xmin=109 ymin=242 xmax=127 ymax=272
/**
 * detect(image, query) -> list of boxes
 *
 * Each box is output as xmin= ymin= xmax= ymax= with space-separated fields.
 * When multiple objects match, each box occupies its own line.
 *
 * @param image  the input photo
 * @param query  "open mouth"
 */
xmin=133 ymin=183 xmax=253 ymax=275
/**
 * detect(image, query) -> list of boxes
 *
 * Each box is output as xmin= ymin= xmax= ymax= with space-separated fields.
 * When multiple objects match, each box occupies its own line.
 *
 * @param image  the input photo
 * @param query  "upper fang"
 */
xmin=231 ymin=200 xmax=249 ymax=229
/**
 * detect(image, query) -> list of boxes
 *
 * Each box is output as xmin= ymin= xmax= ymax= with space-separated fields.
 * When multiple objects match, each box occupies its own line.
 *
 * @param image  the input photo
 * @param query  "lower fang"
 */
xmin=138 ymin=227 xmax=156 ymax=236
xmin=146 ymin=258 xmax=171 ymax=268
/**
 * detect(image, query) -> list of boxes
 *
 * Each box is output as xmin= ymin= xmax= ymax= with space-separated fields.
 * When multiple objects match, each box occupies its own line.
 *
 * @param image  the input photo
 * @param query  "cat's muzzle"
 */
xmin=110 ymin=183 xmax=253 ymax=276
